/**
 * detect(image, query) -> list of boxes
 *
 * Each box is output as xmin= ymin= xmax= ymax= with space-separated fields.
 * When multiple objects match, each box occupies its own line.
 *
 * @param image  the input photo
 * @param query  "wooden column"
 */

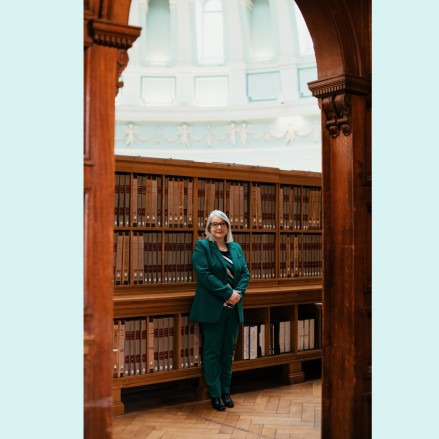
xmin=84 ymin=8 xmax=140 ymax=439
xmin=309 ymin=76 xmax=372 ymax=439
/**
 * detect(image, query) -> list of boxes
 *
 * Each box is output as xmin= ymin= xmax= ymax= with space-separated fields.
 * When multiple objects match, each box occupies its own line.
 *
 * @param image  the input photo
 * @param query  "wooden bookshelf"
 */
xmin=112 ymin=155 xmax=323 ymax=415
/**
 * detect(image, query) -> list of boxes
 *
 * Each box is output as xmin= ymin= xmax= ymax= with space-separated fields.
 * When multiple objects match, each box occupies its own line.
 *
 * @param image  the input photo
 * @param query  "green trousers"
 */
xmin=200 ymin=307 xmax=240 ymax=398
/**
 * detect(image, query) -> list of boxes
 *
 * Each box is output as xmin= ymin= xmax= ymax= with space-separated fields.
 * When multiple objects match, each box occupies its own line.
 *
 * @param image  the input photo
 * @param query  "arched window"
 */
xmin=145 ymin=0 xmax=172 ymax=66
xmin=196 ymin=0 xmax=224 ymax=65
xmin=247 ymin=0 xmax=275 ymax=61
xmin=294 ymin=3 xmax=314 ymax=56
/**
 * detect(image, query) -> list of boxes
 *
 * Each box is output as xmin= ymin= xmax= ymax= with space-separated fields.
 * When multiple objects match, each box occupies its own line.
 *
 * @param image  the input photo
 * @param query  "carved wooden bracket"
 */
xmin=84 ymin=16 xmax=141 ymax=94
xmin=116 ymin=50 xmax=130 ymax=91
xmin=320 ymin=93 xmax=352 ymax=138
xmin=308 ymin=74 xmax=371 ymax=138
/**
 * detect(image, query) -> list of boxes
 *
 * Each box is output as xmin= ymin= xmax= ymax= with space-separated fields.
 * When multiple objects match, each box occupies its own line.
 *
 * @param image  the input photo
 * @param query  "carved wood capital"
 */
xmin=309 ymin=74 xmax=371 ymax=138
xmin=86 ymin=19 xmax=141 ymax=50
xmin=84 ymin=17 xmax=141 ymax=95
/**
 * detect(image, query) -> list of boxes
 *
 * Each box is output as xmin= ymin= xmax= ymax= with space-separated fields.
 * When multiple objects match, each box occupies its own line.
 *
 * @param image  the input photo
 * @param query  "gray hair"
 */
xmin=205 ymin=210 xmax=234 ymax=243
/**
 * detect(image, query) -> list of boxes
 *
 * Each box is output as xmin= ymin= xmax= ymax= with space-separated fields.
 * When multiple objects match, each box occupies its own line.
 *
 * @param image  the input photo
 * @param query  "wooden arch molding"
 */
xmin=295 ymin=1 xmax=372 ymax=438
xmin=83 ymin=1 xmax=372 ymax=438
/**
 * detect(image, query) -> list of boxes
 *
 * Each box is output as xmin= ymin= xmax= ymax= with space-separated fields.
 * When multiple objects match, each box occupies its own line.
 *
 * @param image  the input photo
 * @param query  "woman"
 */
xmin=190 ymin=210 xmax=250 ymax=411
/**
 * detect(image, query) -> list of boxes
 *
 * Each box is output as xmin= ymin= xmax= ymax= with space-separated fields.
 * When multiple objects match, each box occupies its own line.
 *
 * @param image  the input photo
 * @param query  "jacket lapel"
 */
xmin=209 ymin=240 xmax=228 ymax=269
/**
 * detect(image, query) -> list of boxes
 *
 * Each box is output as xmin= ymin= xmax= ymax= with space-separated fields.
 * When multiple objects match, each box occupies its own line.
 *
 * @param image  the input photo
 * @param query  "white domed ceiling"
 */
xmin=115 ymin=0 xmax=320 ymax=172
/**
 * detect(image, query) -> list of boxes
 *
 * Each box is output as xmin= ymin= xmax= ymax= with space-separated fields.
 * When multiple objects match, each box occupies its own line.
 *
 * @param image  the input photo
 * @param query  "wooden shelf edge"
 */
xmin=113 ymin=368 xmax=203 ymax=389
xmin=112 ymin=351 xmax=322 ymax=391
xmin=234 ymin=350 xmax=322 ymax=371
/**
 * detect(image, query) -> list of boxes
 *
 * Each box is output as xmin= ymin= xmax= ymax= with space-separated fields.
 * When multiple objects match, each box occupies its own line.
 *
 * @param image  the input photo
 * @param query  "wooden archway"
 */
xmin=83 ymin=1 xmax=371 ymax=438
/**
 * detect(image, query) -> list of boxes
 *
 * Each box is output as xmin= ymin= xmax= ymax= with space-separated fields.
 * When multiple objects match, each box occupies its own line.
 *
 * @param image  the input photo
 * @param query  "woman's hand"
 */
xmin=227 ymin=290 xmax=241 ymax=306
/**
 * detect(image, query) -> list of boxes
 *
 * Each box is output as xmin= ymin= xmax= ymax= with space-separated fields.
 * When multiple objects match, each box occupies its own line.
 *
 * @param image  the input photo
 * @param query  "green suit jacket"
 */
xmin=189 ymin=239 xmax=250 ymax=324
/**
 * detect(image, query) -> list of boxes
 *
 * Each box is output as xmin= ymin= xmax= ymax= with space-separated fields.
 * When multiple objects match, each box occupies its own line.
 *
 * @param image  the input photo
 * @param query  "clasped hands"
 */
xmin=226 ymin=290 xmax=241 ymax=306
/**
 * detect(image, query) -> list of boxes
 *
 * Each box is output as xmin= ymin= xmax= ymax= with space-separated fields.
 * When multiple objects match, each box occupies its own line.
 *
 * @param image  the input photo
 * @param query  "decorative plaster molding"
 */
xmin=115 ymin=120 xmax=314 ymax=148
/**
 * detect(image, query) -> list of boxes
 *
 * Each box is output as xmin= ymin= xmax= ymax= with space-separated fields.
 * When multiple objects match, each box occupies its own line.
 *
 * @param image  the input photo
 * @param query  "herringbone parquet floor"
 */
xmin=113 ymin=377 xmax=321 ymax=439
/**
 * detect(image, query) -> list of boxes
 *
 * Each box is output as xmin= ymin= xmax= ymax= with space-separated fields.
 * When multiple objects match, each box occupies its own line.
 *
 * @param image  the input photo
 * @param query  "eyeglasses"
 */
xmin=211 ymin=222 xmax=227 ymax=229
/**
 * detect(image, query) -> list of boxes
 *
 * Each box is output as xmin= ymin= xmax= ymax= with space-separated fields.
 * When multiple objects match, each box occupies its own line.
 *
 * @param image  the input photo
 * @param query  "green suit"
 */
xmin=190 ymin=239 xmax=250 ymax=398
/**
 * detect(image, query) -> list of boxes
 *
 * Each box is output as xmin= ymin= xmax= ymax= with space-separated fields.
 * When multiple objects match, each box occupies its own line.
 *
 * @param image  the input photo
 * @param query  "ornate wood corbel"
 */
xmin=116 ymin=49 xmax=130 ymax=91
xmin=309 ymin=74 xmax=370 ymax=138
xmin=84 ymin=17 xmax=141 ymax=94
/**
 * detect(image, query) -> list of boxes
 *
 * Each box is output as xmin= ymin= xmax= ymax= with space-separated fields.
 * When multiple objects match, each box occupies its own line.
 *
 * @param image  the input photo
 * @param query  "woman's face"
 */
xmin=210 ymin=215 xmax=228 ymax=241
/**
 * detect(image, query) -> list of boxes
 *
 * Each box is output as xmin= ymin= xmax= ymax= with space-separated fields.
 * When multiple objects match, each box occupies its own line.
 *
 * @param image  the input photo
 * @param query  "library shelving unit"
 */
xmin=112 ymin=155 xmax=323 ymax=415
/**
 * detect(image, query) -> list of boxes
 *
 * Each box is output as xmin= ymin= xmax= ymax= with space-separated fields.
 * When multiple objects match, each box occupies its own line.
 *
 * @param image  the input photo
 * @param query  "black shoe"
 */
xmin=222 ymin=393 xmax=234 ymax=408
xmin=211 ymin=397 xmax=226 ymax=411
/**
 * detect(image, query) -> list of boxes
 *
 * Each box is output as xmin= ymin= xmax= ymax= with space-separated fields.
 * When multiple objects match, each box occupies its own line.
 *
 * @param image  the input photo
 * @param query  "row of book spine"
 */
xmin=279 ymin=234 xmax=322 ymax=278
xmin=279 ymin=186 xmax=322 ymax=230
xmin=242 ymin=318 xmax=320 ymax=360
xmin=297 ymin=319 xmax=317 ymax=351
xmin=251 ymin=184 xmax=276 ymax=229
xmin=250 ymin=234 xmax=276 ymax=280
xmin=113 ymin=232 xmax=195 ymax=285
xmin=115 ymin=173 xmax=321 ymax=231
xmin=114 ymin=231 xmax=322 ymax=285
xmin=113 ymin=316 xmax=202 ymax=378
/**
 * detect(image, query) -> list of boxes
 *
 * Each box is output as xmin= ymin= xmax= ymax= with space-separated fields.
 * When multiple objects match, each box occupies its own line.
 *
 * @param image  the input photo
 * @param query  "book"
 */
xmin=168 ymin=177 xmax=174 ymax=227
xmin=147 ymin=317 xmax=154 ymax=372
xmin=113 ymin=323 xmax=119 ymax=378
xmin=187 ymin=180 xmax=193 ymax=226
xmin=113 ymin=233 xmax=118 ymax=284
xmin=184 ymin=315 xmax=190 ymax=368
xmin=146 ymin=177 xmax=152 ymax=225
xmin=279 ymin=321 xmax=286 ymax=354
xmin=249 ymin=324 xmax=258 ymax=360
xmin=114 ymin=174 xmax=120 ymax=226
xmin=130 ymin=320 xmax=136 ymax=375
xmin=132 ymin=233 xmax=139 ymax=283
xmin=193 ymin=321 xmax=200 ymax=367
xmin=279 ymin=187 xmax=284 ymax=229
xmin=118 ymin=174 xmax=125 ymax=227
xmin=122 ymin=233 xmax=130 ymax=284
xmin=141 ymin=318 xmax=147 ymax=374
xmin=139 ymin=175 xmax=144 ymax=227
xmin=118 ymin=321 xmax=125 ymax=377
xmin=138 ymin=233 xmax=144 ymax=284
xmin=124 ymin=174 xmax=130 ymax=226
xmin=243 ymin=324 xmax=250 ymax=359
xmin=180 ymin=317 xmax=186 ymax=368
xmin=134 ymin=319 xmax=141 ymax=374
xmin=158 ymin=318 xmax=164 ymax=372
xmin=153 ymin=318 xmax=159 ymax=372
xmin=189 ymin=319 xmax=195 ymax=367
xmin=168 ymin=317 xmax=174 ymax=370
xmin=132 ymin=177 xmax=138 ymax=225
xmin=151 ymin=177 xmax=158 ymax=226
xmin=163 ymin=317 xmax=169 ymax=371
xmin=303 ymin=319 xmax=310 ymax=350
xmin=258 ymin=323 xmax=265 ymax=357
xmin=123 ymin=320 xmax=131 ymax=376
xmin=297 ymin=320 xmax=304 ymax=351
xmin=115 ymin=233 xmax=123 ymax=284
xmin=284 ymin=320 xmax=291 ymax=353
